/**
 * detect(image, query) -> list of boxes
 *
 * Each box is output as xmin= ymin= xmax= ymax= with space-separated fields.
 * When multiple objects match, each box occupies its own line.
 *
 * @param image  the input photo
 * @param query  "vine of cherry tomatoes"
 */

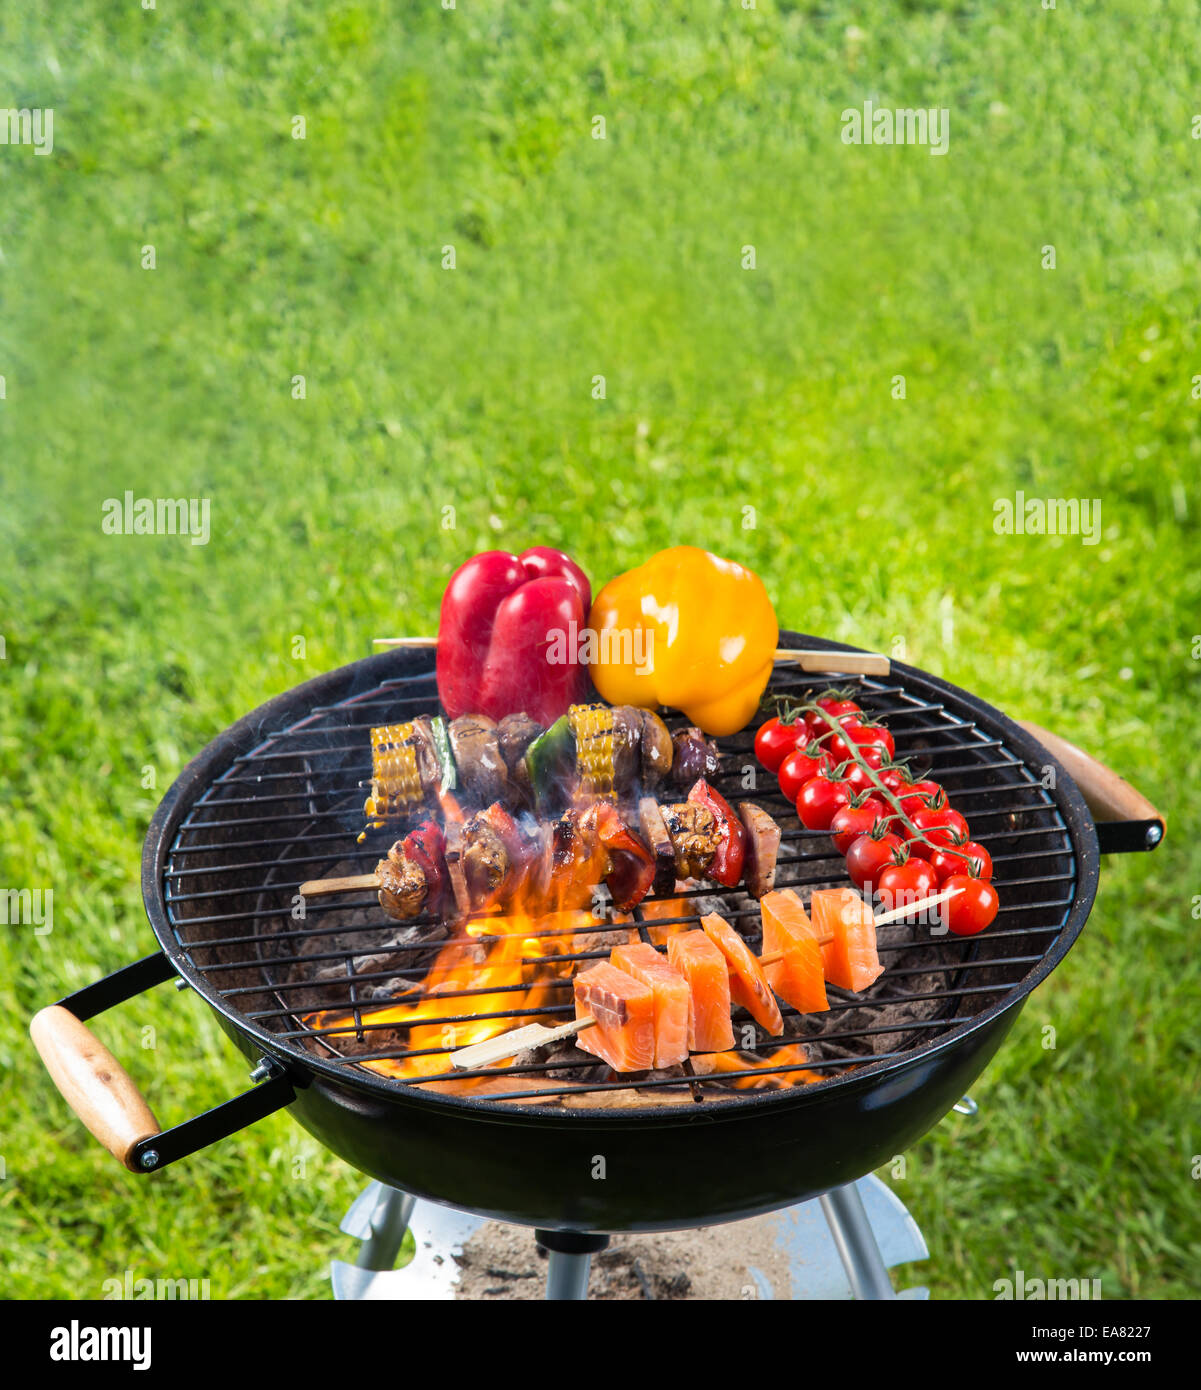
xmin=754 ymin=692 xmax=999 ymax=936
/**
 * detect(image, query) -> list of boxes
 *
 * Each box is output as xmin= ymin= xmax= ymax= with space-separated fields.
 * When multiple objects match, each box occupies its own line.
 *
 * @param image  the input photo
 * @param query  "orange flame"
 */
xmin=638 ymin=895 xmax=694 ymax=945
xmin=306 ymin=830 xmax=624 ymax=1093
xmin=695 ymin=1044 xmax=823 ymax=1089
xmin=308 ymin=909 xmax=591 ymax=1088
xmin=306 ymin=865 xmax=817 ymax=1098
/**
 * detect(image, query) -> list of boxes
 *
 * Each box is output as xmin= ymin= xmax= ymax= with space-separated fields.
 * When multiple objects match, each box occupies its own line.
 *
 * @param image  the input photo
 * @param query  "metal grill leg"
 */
xmin=819 ymin=1183 xmax=897 ymax=1300
xmin=535 ymin=1230 xmax=608 ymax=1300
xmin=544 ymin=1250 xmax=593 ymax=1300
xmin=355 ymin=1185 xmax=416 ymax=1271
xmin=332 ymin=1187 xmax=485 ymax=1299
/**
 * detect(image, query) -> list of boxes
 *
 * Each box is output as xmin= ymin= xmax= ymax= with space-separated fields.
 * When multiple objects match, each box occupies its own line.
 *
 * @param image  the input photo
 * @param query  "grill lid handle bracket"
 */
xmin=1017 ymin=720 xmax=1165 ymax=854
xmin=127 ymin=1063 xmax=295 ymax=1174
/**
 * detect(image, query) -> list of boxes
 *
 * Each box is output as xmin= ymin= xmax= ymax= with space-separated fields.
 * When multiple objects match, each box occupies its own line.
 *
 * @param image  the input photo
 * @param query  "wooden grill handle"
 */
xmin=1017 ymin=721 xmax=1164 ymax=828
xmin=30 ymin=1006 xmax=161 ymax=1172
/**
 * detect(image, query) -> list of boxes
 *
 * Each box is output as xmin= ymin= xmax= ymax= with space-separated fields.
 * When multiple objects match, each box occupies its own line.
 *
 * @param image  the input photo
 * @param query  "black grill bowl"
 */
xmin=139 ymin=635 xmax=1100 ymax=1232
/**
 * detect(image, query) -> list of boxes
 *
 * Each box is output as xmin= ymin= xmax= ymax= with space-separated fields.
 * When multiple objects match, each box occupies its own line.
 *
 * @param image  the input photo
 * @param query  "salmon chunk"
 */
xmin=700 ymin=913 xmax=783 ymax=1036
xmin=574 ymin=961 xmax=656 ymax=1072
xmin=666 ymin=930 xmax=735 ymax=1053
xmin=760 ymin=889 xmax=829 ymax=1014
xmin=810 ymin=887 xmax=884 ymax=992
xmin=611 ymin=942 xmax=693 ymax=1067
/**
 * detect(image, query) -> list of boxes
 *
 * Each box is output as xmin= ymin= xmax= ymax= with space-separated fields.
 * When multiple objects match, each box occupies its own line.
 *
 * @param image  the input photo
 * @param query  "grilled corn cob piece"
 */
xmin=365 ymin=722 xmax=425 ymax=820
xmin=568 ymin=703 xmax=616 ymax=799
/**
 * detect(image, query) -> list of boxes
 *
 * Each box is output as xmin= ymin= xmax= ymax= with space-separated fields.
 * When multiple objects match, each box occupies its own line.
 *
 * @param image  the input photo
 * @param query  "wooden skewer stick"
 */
xmin=770 ymin=648 xmax=890 ymax=676
xmin=872 ymin=883 xmax=962 ymax=927
xmin=299 ymin=873 xmax=380 ymax=896
xmin=451 ymin=1017 xmax=596 ymax=1070
xmin=448 ymin=888 xmax=962 ymax=1070
xmin=373 ymin=636 xmax=890 ymax=677
xmin=294 ymin=874 xmax=863 ymax=903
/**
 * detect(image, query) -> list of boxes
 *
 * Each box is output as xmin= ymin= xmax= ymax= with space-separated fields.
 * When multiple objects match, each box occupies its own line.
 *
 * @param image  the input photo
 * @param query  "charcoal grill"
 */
xmin=31 ymin=633 xmax=1162 ymax=1236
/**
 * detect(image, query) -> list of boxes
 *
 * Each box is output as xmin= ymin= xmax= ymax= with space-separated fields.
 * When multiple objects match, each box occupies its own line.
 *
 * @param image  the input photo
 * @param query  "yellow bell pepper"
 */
xmin=587 ymin=546 xmax=778 ymax=736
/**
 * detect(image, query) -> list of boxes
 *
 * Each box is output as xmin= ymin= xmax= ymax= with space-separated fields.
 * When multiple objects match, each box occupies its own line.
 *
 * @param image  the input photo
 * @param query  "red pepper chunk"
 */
xmin=595 ymin=802 xmax=657 ymax=910
xmin=401 ymin=821 xmax=446 ymax=912
xmin=436 ymin=548 xmax=592 ymax=727
xmin=687 ymin=778 xmax=746 ymax=888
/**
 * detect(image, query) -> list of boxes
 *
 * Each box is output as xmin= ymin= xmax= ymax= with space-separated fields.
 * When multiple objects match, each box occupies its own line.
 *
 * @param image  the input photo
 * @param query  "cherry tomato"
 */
xmin=929 ymin=839 xmax=993 ymax=884
xmin=878 ymin=765 xmax=916 ymax=796
xmin=845 ymin=722 xmax=895 ymax=759
xmin=908 ymin=805 xmax=970 ymax=859
xmin=842 ymin=744 xmax=886 ymax=794
xmin=812 ymin=719 xmax=861 ymax=762
xmin=941 ymin=875 xmax=999 ymax=936
xmin=829 ymin=795 xmax=890 ymax=855
xmin=754 ymin=716 xmax=807 ymax=774
xmin=877 ymin=856 xmax=939 ymax=914
xmin=779 ymin=745 xmax=831 ymax=803
xmin=898 ymin=780 xmax=944 ymax=817
xmin=845 ymin=831 xmax=905 ymax=892
xmin=803 ymin=697 xmax=861 ymax=736
xmin=796 ymin=772 xmax=853 ymax=831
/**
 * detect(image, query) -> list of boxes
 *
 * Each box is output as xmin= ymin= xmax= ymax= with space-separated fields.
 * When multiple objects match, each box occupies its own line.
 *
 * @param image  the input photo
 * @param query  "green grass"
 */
xmin=2 ymin=0 xmax=1199 ymax=1299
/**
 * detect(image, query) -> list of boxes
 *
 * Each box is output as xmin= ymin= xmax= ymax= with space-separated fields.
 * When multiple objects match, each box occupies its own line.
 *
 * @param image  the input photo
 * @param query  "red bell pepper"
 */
xmin=687 ymin=778 xmax=746 ymax=888
xmin=437 ymin=548 xmax=592 ymax=726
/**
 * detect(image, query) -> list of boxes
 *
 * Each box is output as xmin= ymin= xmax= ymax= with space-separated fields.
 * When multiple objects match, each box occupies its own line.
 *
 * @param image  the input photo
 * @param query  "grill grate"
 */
xmin=162 ymin=654 xmax=1075 ymax=1109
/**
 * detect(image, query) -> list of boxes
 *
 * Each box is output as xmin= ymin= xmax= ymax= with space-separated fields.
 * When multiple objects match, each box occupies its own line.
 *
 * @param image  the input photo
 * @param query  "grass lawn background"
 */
xmin=1 ymin=0 xmax=1198 ymax=1298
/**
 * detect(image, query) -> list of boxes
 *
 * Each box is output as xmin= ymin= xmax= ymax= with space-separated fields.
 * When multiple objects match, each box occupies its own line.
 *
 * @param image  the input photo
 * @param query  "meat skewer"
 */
xmin=308 ymin=700 xmax=736 ymax=913
xmin=373 ymin=635 xmax=892 ymax=677
xmin=448 ymin=887 xmax=961 ymax=1072
xmin=300 ymin=779 xmax=783 ymax=919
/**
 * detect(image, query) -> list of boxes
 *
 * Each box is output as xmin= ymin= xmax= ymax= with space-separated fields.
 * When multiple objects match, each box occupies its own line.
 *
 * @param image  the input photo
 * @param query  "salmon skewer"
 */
xmin=451 ymin=888 xmax=962 ymax=1071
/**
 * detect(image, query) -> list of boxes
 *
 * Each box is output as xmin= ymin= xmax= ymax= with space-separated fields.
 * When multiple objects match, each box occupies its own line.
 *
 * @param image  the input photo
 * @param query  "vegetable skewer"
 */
xmin=362 ymin=704 xmax=707 ymax=825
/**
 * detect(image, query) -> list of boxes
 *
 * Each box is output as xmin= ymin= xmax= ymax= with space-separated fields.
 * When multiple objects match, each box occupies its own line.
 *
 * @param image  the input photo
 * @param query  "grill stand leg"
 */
xmin=819 ymin=1183 xmax=897 ymax=1300
xmin=544 ymin=1251 xmax=593 ymax=1300
xmin=535 ymin=1230 xmax=609 ymax=1301
xmin=332 ymin=1185 xmax=486 ymax=1299
xmin=355 ymin=1184 xmax=416 ymax=1271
